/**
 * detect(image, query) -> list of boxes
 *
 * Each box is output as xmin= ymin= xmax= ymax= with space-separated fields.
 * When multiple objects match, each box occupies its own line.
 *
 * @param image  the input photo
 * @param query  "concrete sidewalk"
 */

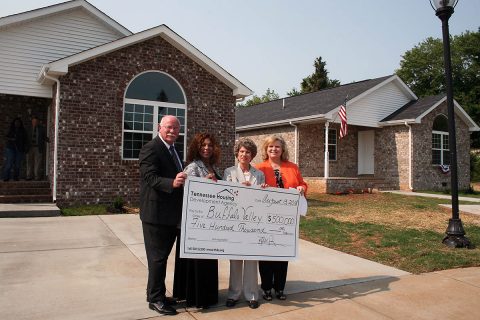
xmin=386 ymin=190 xmax=480 ymax=216
xmin=1 ymin=214 xmax=479 ymax=320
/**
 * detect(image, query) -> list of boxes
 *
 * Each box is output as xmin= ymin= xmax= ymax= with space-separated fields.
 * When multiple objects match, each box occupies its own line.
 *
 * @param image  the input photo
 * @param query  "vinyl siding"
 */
xmin=0 ymin=8 xmax=124 ymax=98
xmin=348 ymin=81 xmax=412 ymax=127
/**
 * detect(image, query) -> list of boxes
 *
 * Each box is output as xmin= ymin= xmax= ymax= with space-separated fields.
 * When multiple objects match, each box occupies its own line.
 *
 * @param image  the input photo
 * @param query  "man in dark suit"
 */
xmin=26 ymin=116 xmax=49 ymax=180
xmin=139 ymin=115 xmax=186 ymax=316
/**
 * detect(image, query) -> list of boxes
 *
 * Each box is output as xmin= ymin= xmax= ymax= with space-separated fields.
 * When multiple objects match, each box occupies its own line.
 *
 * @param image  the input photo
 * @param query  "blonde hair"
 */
xmin=261 ymin=134 xmax=289 ymax=161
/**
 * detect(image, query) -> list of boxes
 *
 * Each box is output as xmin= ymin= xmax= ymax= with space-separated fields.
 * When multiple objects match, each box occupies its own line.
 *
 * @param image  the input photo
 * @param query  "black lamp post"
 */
xmin=429 ymin=0 xmax=472 ymax=248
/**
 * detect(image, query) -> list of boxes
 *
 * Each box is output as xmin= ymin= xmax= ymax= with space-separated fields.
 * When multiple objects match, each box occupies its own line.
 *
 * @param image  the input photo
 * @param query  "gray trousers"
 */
xmin=227 ymin=260 xmax=259 ymax=301
xmin=26 ymin=147 xmax=42 ymax=180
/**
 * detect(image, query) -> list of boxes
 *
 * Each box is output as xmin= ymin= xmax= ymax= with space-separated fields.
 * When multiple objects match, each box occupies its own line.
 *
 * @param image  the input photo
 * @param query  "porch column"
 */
xmin=324 ymin=121 xmax=329 ymax=178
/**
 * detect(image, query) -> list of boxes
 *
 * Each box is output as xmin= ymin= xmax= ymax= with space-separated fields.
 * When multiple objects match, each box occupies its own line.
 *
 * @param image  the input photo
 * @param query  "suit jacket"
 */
xmin=223 ymin=164 xmax=265 ymax=186
xmin=139 ymin=135 xmax=184 ymax=226
xmin=26 ymin=124 xmax=48 ymax=153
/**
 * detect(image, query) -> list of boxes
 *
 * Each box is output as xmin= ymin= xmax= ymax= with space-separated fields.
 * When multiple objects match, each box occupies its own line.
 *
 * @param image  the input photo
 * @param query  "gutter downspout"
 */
xmin=289 ymin=121 xmax=298 ymax=164
xmin=43 ymin=71 xmax=60 ymax=202
xmin=405 ymin=122 xmax=413 ymax=190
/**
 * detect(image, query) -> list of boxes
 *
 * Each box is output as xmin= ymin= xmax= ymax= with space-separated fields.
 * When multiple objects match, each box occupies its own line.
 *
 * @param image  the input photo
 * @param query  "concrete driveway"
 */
xmin=1 ymin=214 xmax=478 ymax=320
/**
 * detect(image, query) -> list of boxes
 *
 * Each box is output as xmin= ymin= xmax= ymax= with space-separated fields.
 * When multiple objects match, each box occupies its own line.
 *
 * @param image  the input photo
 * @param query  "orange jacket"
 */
xmin=255 ymin=160 xmax=308 ymax=195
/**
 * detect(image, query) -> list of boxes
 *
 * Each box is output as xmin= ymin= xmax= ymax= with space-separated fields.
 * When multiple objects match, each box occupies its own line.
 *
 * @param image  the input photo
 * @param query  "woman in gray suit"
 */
xmin=223 ymin=137 xmax=265 ymax=309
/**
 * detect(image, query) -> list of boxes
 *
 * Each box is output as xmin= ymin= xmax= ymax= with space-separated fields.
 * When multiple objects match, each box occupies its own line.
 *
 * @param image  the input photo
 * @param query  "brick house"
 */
xmin=0 ymin=0 xmax=251 ymax=205
xmin=236 ymin=75 xmax=479 ymax=194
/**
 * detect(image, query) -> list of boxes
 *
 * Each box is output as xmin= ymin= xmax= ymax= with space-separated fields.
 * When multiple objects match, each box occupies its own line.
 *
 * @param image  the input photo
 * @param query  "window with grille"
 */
xmin=432 ymin=115 xmax=449 ymax=165
xmin=122 ymin=71 xmax=186 ymax=160
xmin=324 ymin=128 xmax=337 ymax=161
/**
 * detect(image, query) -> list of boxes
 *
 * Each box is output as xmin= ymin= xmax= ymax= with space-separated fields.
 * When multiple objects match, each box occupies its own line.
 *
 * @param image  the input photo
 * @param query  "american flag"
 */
xmin=339 ymin=104 xmax=347 ymax=139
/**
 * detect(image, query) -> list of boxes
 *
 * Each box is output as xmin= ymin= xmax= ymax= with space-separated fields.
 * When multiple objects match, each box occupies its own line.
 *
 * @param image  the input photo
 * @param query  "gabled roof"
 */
xmin=236 ymin=75 xmax=393 ymax=129
xmin=0 ymin=0 xmax=131 ymax=36
xmin=381 ymin=95 xmax=480 ymax=131
xmin=37 ymin=24 xmax=252 ymax=98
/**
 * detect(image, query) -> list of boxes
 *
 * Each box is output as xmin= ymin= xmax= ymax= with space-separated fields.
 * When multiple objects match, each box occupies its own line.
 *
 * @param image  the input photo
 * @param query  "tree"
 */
xmin=237 ymin=88 xmax=280 ymax=107
xmin=286 ymin=87 xmax=301 ymax=97
xmin=299 ymin=56 xmax=340 ymax=94
xmin=396 ymin=28 xmax=480 ymax=146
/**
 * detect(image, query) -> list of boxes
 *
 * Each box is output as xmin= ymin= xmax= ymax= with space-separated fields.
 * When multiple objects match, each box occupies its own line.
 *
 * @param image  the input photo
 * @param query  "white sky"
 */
xmin=2 ymin=0 xmax=479 ymax=97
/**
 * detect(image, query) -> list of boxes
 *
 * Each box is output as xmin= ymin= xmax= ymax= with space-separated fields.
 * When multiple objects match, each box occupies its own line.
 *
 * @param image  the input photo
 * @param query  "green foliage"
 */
xmin=470 ymin=151 xmax=480 ymax=182
xmin=237 ymin=88 xmax=280 ymax=107
xmin=396 ymin=37 xmax=445 ymax=96
xmin=300 ymin=56 xmax=340 ymax=94
xmin=396 ymin=28 xmax=480 ymax=146
xmin=286 ymin=87 xmax=302 ymax=97
xmin=113 ymin=196 xmax=124 ymax=210
xmin=61 ymin=205 xmax=108 ymax=216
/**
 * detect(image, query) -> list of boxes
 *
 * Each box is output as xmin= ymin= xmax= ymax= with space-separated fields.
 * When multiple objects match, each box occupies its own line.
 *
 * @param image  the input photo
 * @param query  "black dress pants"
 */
xmin=259 ymin=261 xmax=288 ymax=292
xmin=142 ymin=222 xmax=177 ymax=303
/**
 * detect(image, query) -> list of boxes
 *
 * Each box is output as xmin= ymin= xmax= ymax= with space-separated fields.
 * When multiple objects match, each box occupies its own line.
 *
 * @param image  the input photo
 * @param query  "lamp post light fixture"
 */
xmin=429 ymin=0 xmax=472 ymax=248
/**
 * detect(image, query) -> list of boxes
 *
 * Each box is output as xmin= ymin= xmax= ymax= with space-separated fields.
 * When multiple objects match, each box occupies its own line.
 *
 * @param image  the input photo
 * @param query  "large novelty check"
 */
xmin=180 ymin=176 xmax=301 ymax=261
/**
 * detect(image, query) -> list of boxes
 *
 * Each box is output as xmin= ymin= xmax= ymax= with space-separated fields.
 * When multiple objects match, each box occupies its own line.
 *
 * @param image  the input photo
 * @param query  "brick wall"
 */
xmin=299 ymin=122 xmax=359 ymax=177
xmin=54 ymin=35 xmax=236 ymax=206
xmin=375 ymin=125 xmax=410 ymax=190
xmin=411 ymin=102 xmax=470 ymax=191
xmin=0 ymin=94 xmax=50 ymax=175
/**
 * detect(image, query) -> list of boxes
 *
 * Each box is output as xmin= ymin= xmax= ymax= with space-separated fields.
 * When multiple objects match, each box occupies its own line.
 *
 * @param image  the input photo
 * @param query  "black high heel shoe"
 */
xmin=262 ymin=290 xmax=272 ymax=301
xmin=276 ymin=290 xmax=286 ymax=300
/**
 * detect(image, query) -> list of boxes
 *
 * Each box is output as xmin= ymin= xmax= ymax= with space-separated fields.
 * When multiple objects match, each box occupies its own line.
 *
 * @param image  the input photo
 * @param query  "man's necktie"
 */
xmin=169 ymin=145 xmax=182 ymax=172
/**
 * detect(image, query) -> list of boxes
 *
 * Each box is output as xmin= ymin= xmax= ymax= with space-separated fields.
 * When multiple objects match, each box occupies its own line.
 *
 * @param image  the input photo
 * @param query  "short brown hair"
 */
xmin=261 ymin=134 xmax=289 ymax=161
xmin=186 ymin=133 xmax=221 ymax=165
xmin=234 ymin=138 xmax=257 ymax=159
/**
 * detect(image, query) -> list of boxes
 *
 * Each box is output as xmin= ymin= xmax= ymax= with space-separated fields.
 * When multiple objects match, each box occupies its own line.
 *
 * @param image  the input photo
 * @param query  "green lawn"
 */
xmin=61 ymin=204 xmax=110 ymax=216
xmin=300 ymin=193 xmax=480 ymax=274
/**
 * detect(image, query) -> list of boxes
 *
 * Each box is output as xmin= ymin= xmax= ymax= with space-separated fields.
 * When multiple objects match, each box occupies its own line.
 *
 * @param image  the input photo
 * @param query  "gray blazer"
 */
xmin=184 ymin=159 xmax=222 ymax=179
xmin=223 ymin=164 xmax=265 ymax=185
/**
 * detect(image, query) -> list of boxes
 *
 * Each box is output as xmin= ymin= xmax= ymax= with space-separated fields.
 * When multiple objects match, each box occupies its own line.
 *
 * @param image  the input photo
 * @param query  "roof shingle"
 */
xmin=236 ymin=75 xmax=392 ymax=128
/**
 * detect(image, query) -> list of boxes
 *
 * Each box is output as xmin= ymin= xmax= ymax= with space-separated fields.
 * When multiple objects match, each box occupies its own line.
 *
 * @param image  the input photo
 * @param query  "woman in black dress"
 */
xmin=173 ymin=133 xmax=221 ymax=308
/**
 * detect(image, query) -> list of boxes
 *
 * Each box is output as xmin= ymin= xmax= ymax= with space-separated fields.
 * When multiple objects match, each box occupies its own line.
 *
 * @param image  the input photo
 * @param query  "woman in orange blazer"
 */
xmin=255 ymin=134 xmax=307 ymax=301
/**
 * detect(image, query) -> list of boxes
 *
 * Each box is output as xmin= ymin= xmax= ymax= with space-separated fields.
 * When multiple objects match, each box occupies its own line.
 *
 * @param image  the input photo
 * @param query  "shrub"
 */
xmin=113 ymin=196 xmax=124 ymax=210
xmin=470 ymin=151 xmax=480 ymax=182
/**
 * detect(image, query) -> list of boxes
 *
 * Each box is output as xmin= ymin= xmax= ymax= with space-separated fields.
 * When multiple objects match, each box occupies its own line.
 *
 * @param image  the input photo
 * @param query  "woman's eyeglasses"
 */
xmin=274 ymin=169 xmax=284 ymax=188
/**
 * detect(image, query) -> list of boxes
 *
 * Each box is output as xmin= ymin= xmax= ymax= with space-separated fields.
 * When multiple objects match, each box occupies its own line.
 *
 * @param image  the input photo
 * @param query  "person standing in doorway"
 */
xmin=26 ymin=116 xmax=48 ymax=181
xmin=2 ymin=117 xmax=27 ymax=181
xmin=139 ymin=115 xmax=187 ymax=316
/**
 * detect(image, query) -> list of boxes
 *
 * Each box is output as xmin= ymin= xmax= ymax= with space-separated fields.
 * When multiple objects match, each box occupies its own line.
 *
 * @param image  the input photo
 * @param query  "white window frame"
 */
xmin=122 ymin=71 xmax=187 ymax=160
xmin=325 ymin=128 xmax=337 ymax=161
xmin=432 ymin=130 xmax=449 ymax=165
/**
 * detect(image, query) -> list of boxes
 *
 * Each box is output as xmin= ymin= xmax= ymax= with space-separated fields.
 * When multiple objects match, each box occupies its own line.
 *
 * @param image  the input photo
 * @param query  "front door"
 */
xmin=358 ymin=130 xmax=374 ymax=175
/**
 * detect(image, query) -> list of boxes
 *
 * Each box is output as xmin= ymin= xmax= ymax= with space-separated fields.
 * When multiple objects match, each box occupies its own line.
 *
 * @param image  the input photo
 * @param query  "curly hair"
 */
xmin=261 ymin=134 xmax=289 ymax=161
xmin=234 ymin=138 xmax=257 ymax=159
xmin=186 ymin=133 xmax=221 ymax=165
